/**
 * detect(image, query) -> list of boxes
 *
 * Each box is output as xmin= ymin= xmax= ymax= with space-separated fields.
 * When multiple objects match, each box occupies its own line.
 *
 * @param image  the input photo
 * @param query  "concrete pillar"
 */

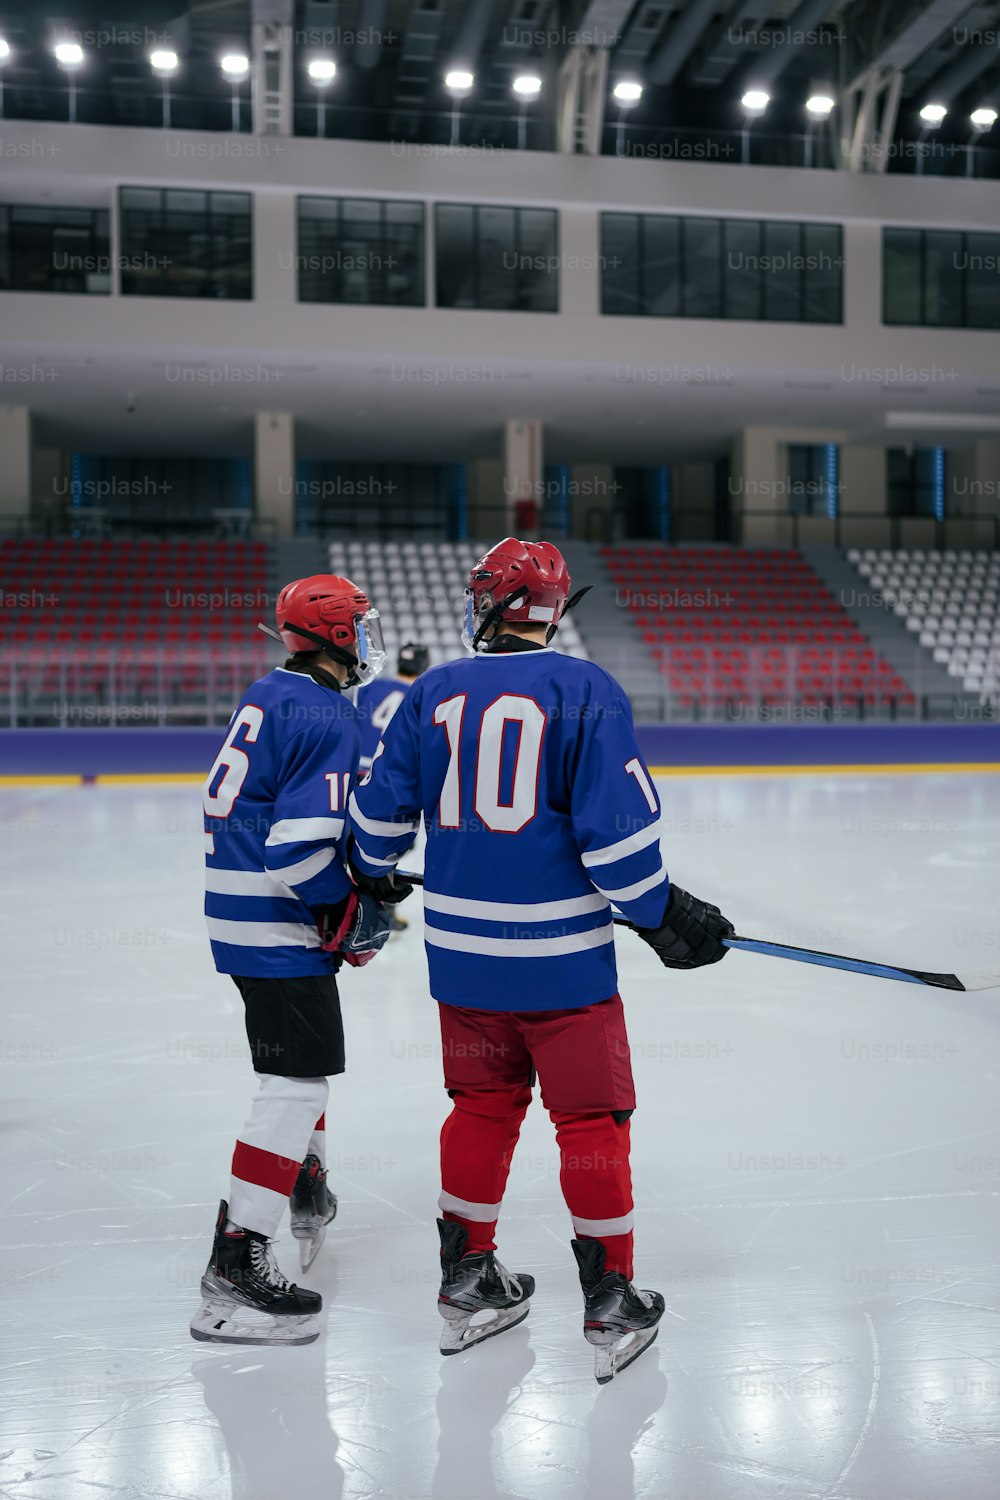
xmin=255 ymin=412 xmax=295 ymax=537
xmin=838 ymin=444 xmax=895 ymax=548
xmin=839 ymin=445 xmax=885 ymax=514
xmin=33 ymin=446 xmax=71 ymax=531
xmin=729 ymin=426 xmax=785 ymax=545
xmin=467 ymin=457 xmax=504 ymax=542
xmin=503 ymin=418 xmax=543 ymax=532
xmin=0 ymin=406 xmax=32 ymax=523
xmin=255 ymin=188 xmax=297 ymax=307
xmin=949 ymin=438 xmax=1000 ymax=547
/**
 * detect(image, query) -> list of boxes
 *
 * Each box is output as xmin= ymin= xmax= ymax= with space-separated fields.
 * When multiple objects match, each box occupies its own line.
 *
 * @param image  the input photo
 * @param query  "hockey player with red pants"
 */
xmin=347 ymin=536 xmax=733 ymax=1381
xmin=192 ymin=574 xmax=406 ymax=1346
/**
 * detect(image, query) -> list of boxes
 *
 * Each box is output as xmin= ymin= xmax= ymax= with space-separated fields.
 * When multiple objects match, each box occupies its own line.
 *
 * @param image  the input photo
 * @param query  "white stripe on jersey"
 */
xmin=424 ymin=923 xmax=615 ymax=958
xmin=347 ymin=794 xmax=418 ymax=839
xmin=423 ymin=890 xmax=607 ymax=924
xmin=205 ymin=917 xmax=322 ymax=949
xmin=438 ymin=1190 xmax=503 ymax=1221
xmin=350 ymin=836 xmax=398 ymax=870
xmin=206 ymin=867 xmax=295 ymax=898
xmin=571 ymin=1210 xmax=634 ymax=1235
xmin=592 ymin=865 xmax=667 ymax=904
xmin=581 ymin=822 xmax=661 ymax=868
xmin=263 ymin=846 xmax=334 ymax=886
xmin=265 ymin=816 xmax=345 ymax=846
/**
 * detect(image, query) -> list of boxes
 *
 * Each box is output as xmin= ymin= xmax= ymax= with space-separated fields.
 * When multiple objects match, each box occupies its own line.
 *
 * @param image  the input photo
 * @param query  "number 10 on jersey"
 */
xmin=434 ymin=693 xmax=545 ymax=834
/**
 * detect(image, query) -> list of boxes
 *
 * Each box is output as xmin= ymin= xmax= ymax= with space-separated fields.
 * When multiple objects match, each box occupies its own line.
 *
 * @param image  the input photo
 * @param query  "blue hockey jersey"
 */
xmin=347 ymin=645 xmax=671 ymax=1011
xmin=355 ymin=675 xmax=410 ymax=771
xmin=203 ymin=667 xmax=359 ymax=978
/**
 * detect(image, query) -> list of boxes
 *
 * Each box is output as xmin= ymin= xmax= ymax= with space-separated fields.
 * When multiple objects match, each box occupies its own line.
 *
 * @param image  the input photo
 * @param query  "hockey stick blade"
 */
xmin=395 ymin=870 xmax=1000 ymax=993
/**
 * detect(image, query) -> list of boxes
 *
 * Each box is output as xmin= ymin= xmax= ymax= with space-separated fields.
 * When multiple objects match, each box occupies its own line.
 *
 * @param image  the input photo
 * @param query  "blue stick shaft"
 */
xmin=395 ymin=871 xmax=963 ymax=991
xmin=720 ymin=937 xmax=928 ymax=985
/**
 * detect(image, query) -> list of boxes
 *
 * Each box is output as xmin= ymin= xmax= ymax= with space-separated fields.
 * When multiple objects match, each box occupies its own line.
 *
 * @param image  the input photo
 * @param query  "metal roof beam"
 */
xmin=921 ymin=38 xmax=1000 ymax=102
xmin=648 ymin=0 xmax=725 ymax=87
xmin=845 ymin=0 xmax=981 ymax=93
xmin=732 ymin=0 xmax=841 ymax=91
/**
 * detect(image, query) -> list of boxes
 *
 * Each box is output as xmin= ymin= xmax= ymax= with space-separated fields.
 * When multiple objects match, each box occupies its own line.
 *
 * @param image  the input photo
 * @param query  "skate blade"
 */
xmin=296 ymin=1223 xmax=326 ymax=1272
xmin=592 ymin=1324 xmax=660 ymax=1384
xmin=439 ymin=1299 xmax=530 ymax=1355
xmin=190 ymin=1296 xmax=320 ymax=1347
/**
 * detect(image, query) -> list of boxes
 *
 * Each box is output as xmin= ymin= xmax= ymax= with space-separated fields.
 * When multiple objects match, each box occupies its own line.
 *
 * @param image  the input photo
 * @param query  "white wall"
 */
xmin=2 ymin=122 xmax=998 ymax=227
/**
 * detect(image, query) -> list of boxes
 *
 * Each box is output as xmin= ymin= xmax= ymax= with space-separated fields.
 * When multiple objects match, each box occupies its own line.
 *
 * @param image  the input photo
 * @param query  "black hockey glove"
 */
xmin=636 ymin=884 xmax=734 ymax=970
xmin=346 ymin=835 xmax=414 ymax=905
xmin=317 ymin=890 xmax=391 ymax=967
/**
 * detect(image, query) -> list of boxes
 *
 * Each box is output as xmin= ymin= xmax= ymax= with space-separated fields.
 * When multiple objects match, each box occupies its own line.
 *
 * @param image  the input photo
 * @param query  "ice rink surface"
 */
xmin=1 ymin=770 xmax=999 ymax=1500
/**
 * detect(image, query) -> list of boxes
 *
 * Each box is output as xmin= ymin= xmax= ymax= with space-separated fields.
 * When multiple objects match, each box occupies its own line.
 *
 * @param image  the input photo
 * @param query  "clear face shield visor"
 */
xmin=461 ymin=592 xmax=478 ymax=655
xmin=353 ymin=608 xmax=387 ymax=684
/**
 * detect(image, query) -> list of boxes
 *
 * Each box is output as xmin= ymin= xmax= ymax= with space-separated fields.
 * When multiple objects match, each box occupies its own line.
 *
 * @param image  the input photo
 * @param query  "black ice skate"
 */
xmin=437 ymin=1218 xmax=534 ymax=1355
xmin=571 ymin=1238 xmax=665 ymax=1384
xmin=190 ymin=1199 xmax=322 ymax=1346
xmin=290 ymin=1154 xmax=338 ymax=1271
xmin=388 ymin=908 xmax=408 ymax=934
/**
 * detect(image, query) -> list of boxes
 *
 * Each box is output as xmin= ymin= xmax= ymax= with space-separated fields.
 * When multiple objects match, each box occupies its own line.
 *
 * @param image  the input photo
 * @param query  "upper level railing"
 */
xmin=1 ymin=85 xmax=998 ymax=178
xmin=3 ymin=645 xmax=994 ymax=729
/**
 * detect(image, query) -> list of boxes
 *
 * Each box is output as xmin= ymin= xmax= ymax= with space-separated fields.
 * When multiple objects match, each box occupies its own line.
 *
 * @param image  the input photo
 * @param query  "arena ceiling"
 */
xmin=0 ymin=1 xmax=998 ymax=142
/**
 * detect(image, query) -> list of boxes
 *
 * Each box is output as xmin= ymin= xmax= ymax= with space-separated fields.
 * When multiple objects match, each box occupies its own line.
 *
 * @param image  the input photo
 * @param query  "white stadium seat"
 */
xmin=327 ymin=540 xmax=590 ymax=666
xmin=845 ymin=546 xmax=998 ymax=707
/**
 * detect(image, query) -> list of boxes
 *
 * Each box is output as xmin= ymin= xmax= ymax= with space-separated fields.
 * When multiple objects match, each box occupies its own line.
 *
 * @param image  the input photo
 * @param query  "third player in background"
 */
xmin=355 ymin=640 xmax=429 ymax=933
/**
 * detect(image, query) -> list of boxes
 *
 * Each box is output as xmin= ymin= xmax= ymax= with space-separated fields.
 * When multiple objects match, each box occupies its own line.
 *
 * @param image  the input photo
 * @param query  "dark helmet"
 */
xmin=397 ymin=640 xmax=430 ymax=678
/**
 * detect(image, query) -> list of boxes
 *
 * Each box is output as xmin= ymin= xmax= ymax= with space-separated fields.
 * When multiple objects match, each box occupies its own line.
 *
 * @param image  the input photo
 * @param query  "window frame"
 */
xmin=118 ymin=186 xmax=253 ymax=300
xmin=433 ymin=202 xmax=560 ymax=313
xmin=599 ymin=211 xmax=843 ymax=324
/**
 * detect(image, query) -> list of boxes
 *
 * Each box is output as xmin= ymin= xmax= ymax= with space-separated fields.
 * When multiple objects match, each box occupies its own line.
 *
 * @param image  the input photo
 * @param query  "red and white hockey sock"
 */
xmin=551 ymin=1110 xmax=634 ymax=1280
xmin=228 ymin=1073 xmax=329 ymax=1239
xmin=438 ymin=1084 xmax=531 ymax=1255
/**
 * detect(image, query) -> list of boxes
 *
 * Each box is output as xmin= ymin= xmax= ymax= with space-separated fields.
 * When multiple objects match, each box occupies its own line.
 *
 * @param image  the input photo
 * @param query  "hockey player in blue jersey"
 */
xmin=356 ymin=639 xmax=430 ymax=773
xmin=192 ymin=574 xmax=409 ymax=1346
xmin=347 ymin=537 xmax=733 ymax=1382
xmin=356 ymin=640 xmax=430 ymax=935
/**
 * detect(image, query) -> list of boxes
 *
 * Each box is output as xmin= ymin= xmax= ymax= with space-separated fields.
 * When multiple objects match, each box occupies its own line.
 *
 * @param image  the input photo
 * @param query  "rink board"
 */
xmin=0 ymin=723 xmax=998 ymax=782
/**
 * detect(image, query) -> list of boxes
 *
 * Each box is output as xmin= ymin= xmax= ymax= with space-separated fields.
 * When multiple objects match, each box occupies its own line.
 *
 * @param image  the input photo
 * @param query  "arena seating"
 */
xmin=603 ymin=545 xmax=915 ymax=713
xmin=327 ymin=540 xmax=589 ymax=662
xmin=847 ymin=548 xmax=1000 ymax=700
xmin=0 ymin=538 xmax=271 ymax=719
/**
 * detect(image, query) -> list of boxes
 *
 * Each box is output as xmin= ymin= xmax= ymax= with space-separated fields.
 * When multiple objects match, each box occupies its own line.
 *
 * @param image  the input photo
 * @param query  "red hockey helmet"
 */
xmin=464 ymin=536 xmax=572 ymax=652
xmin=266 ymin=574 xmax=386 ymax=685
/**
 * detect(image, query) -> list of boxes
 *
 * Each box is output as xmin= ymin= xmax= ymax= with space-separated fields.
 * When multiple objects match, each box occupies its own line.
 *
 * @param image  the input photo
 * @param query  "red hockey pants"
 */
xmin=437 ymin=994 xmax=637 ymax=1278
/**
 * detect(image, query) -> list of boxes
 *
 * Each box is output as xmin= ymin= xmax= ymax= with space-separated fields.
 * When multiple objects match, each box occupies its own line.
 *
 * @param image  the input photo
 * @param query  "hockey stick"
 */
xmin=394 ymin=870 xmax=1000 ymax=993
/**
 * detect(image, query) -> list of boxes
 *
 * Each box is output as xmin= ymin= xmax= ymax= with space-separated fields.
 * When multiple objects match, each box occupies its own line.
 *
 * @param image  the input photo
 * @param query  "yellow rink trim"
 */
xmin=94 ymin=773 xmax=206 ymax=784
xmin=2 ymin=762 xmax=999 ymax=788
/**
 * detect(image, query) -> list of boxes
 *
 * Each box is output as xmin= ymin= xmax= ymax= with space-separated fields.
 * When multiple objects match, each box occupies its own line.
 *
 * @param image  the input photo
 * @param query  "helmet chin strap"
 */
xmin=471 ymin=585 xmax=529 ymax=651
xmin=257 ymin=620 xmax=361 ymax=684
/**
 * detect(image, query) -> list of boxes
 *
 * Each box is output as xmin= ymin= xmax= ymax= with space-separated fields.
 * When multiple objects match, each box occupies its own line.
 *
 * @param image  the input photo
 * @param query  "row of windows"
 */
xmin=883 ymin=228 xmax=1000 ymax=329
xmin=601 ymin=216 xmax=843 ymax=323
xmin=2 ymin=194 xmax=997 ymax=329
xmin=0 ymin=205 xmax=111 ymax=295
